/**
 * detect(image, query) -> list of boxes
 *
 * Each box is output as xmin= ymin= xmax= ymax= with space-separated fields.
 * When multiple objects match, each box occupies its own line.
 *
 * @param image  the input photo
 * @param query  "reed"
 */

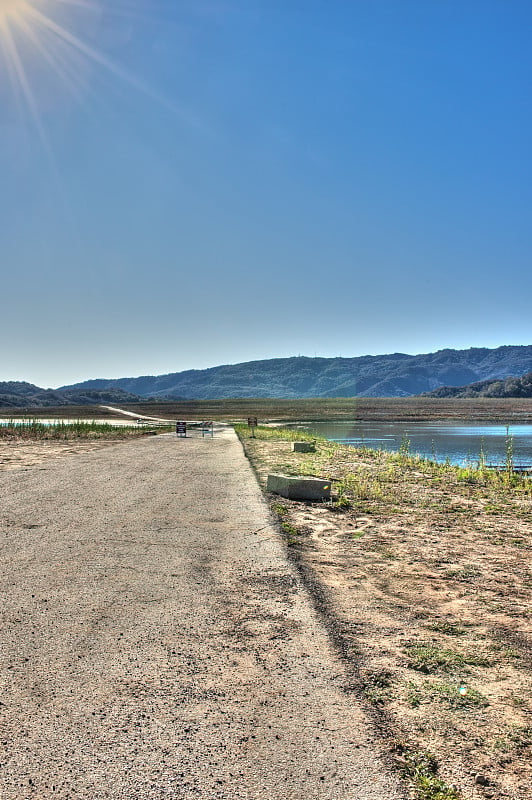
xmin=0 ymin=419 xmax=155 ymax=440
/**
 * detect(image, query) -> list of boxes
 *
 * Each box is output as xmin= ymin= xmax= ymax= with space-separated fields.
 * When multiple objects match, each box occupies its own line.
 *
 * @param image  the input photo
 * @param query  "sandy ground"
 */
xmin=0 ymin=439 xmax=126 ymax=471
xmin=240 ymin=433 xmax=532 ymax=800
xmin=0 ymin=428 xmax=404 ymax=800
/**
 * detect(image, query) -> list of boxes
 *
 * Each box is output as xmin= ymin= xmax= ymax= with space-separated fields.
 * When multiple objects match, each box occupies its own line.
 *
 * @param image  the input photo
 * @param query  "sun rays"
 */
xmin=0 ymin=2 xmax=98 ymax=145
xmin=0 ymin=0 xmax=180 ymax=150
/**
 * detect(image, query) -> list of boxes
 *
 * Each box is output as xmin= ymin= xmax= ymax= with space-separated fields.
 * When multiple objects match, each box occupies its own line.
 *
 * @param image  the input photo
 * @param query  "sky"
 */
xmin=1 ymin=0 xmax=531 ymax=388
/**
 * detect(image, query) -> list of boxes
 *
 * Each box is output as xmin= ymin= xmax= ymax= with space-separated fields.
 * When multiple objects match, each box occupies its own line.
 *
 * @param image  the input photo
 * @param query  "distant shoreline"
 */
xmin=1 ymin=396 xmax=532 ymax=423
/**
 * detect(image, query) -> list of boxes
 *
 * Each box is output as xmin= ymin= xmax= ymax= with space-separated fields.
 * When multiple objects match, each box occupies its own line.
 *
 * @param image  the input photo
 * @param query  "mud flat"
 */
xmin=6 ymin=397 xmax=532 ymax=424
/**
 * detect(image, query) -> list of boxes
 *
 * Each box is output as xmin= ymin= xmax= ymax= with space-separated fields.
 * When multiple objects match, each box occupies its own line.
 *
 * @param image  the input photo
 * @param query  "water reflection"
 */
xmin=290 ymin=421 xmax=532 ymax=467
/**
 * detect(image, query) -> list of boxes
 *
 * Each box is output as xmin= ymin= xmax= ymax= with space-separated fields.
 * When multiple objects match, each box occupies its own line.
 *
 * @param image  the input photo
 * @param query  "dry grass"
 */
xmin=237 ymin=425 xmax=532 ymax=800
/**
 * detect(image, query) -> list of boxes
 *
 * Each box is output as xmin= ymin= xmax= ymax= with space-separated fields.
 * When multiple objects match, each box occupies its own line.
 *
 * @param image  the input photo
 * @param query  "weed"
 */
xmin=405 ymin=678 xmax=488 ymax=709
xmin=492 ymin=725 xmax=532 ymax=753
xmin=405 ymin=645 xmax=467 ymax=674
xmin=505 ymin=426 xmax=515 ymax=479
xmin=362 ymin=669 xmax=393 ymax=705
xmin=444 ymin=565 xmax=480 ymax=581
xmin=363 ymin=686 xmax=392 ymax=705
xmin=399 ymin=431 xmax=411 ymax=458
xmin=431 ymin=681 xmax=489 ymax=708
xmin=234 ymin=423 xmax=318 ymax=443
xmin=489 ymin=643 xmax=520 ymax=660
xmin=334 ymin=473 xmax=355 ymax=508
xmin=414 ymin=773 xmax=459 ymax=800
xmin=508 ymin=692 xmax=526 ymax=707
xmin=406 ymin=682 xmax=424 ymax=707
xmin=281 ymin=520 xmax=299 ymax=545
xmin=405 ymin=643 xmax=490 ymax=674
xmin=0 ymin=419 xmax=154 ymax=440
xmin=399 ymin=748 xmax=459 ymax=800
xmin=479 ymin=436 xmax=487 ymax=470
xmin=428 ymin=621 xmax=466 ymax=636
xmin=352 ymin=472 xmax=388 ymax=503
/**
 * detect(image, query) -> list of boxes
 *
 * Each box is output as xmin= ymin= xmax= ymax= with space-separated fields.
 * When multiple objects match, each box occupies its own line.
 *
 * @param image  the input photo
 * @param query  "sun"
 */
xmin=0 ymin=0 xmax=30 ymax=25
xmin=0 ymin=0 xmax=179 ymax=153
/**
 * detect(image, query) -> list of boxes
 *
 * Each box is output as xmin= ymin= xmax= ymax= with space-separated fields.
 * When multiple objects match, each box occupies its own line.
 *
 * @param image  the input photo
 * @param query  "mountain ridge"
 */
xmin=3 ymin=345 xmax=532 ymax=407
xmin=59 ymin=345 xmax=532 ymax=400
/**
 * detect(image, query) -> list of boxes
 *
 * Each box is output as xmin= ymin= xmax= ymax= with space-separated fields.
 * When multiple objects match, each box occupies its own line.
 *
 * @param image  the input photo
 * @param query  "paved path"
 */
xmin=0 ymin=427 xmax=404 ymax=799
xmin=99 ymin=405 xmax=173 ymax=422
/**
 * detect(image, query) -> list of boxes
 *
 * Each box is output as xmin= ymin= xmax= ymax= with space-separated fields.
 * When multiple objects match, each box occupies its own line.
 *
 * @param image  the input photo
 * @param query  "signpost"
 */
xmin=247 ymin=416 xmax=258 ymax=438
xmin=176 ymin=421 xmax=187 ymax=437
xmin=201 ymin=420 xmax=214 ymax=438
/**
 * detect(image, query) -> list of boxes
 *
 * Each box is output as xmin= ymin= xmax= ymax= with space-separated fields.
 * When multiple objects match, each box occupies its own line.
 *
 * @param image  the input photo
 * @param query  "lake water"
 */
xmin=289 ymin=421 xmax=532 ymax=467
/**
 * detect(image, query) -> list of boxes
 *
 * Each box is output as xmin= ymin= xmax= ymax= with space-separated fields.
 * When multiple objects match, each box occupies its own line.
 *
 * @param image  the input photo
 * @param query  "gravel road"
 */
xmin=0 ymin=426 xmax=404 ymax=799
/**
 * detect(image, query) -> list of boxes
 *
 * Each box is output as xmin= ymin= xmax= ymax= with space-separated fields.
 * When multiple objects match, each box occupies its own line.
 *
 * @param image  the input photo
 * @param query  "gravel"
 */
xmin=0 ymin=426 xmax=404 ymax=799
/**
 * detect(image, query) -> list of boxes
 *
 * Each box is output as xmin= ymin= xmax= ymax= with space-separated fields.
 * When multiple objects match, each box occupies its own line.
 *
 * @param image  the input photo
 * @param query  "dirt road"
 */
xmin=0 ymin=427 xmax=403 ymax=799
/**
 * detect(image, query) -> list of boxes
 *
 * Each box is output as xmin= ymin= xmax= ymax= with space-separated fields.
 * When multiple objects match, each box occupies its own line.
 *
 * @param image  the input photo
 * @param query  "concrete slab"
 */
xmin=292 ymin=441 xmax=316 ymax=453
xmin=267 ymin=472 xmax=331 ymax=501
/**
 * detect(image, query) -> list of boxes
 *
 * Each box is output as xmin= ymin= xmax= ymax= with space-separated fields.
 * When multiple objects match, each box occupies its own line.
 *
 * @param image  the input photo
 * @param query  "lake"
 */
xmin=289 ymin=421 xmax=532 ymax=467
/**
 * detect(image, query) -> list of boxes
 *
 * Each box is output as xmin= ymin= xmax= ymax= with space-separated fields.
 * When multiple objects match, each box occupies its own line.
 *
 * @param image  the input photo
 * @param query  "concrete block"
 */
xmin=266 ymin=473 xmax=331 ymax=501
xmin=292 ymin=441 xmax=316 ymax=453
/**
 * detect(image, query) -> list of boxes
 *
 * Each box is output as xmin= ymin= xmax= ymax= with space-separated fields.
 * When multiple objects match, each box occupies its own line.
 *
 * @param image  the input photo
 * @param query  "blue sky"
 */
xmin=1 ymin=0 xmax=531 ymax=387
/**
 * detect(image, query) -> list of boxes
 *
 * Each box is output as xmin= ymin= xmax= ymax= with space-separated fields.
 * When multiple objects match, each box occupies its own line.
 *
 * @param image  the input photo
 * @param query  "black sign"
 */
xmin=247 ymin=416 xmax=258 ymax=427
xmin=176 ymin=421 xmax=187 ymax=436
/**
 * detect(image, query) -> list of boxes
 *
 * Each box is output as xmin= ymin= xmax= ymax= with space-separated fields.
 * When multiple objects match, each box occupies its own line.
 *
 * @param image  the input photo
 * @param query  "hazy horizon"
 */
xmin=2 ymin=1 xmax=531 ymax=387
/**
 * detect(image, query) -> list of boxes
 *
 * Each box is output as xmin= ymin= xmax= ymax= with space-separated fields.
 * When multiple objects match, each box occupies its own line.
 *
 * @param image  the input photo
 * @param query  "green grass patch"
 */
xmin=405 ymin=645 xmax=467 ymax=673
xmin=399 ymin=748 xmax=459 ymax=800
xmin=432 ymin=681 xmax=489 ymax=708
xmin=281 ymin=520 xmax=299 ymax=545
xmin=405 ymin=644 xmax=490 ymax=674
xmin=405 ymin=677 xmax=488 ymax=710
xmin=234 ymin=423 xmax=318 ymax=442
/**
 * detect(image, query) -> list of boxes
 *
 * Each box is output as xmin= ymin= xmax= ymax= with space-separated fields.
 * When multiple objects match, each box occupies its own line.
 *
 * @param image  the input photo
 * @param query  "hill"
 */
xmin=4 ymin=345 xmax=532 ymax=407
xmin=59 ymin=345 xmax=532 ymax=400
xmin=0 ymin=383 xmax=143 ymax=408
xmin=424 ymin=371 xmax=532 ymax=398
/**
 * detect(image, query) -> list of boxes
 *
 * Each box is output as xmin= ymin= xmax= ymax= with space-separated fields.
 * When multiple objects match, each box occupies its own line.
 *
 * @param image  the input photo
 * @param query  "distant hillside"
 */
xmin=0 ymin=382 xmax=142 ymax=408
xmin=4 ymin=345 xmax=532 ymax=407
xmin=59 ymin=345 xmax=532 ymax=400
xmin=424 ymin=371 xmax=532 ymax=398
